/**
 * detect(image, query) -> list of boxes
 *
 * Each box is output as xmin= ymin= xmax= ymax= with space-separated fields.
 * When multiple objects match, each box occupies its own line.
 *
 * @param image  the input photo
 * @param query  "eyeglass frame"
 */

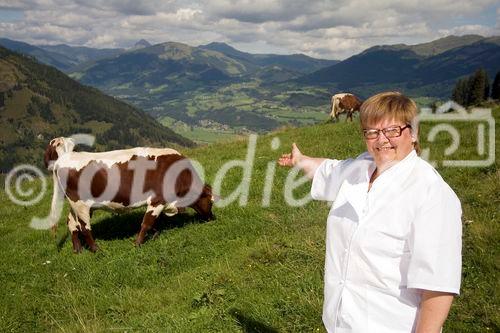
xmin=362 ymin=124 xmax=412 ymax=140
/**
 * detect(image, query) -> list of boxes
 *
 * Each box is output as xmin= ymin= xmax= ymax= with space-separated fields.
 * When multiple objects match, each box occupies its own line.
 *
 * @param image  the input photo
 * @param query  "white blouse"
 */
xmin=311 ymin=150 xmax=462 ymax=333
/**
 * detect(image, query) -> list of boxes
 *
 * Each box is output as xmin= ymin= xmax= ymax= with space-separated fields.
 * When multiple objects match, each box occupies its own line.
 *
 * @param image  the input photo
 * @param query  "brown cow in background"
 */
xmin=329 ymin=93 xmax=363 ymax=122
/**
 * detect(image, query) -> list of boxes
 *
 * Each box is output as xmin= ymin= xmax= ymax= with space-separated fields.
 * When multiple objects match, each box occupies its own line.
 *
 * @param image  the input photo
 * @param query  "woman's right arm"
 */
xmin=278 ymin=143 xmax=326 ymax=179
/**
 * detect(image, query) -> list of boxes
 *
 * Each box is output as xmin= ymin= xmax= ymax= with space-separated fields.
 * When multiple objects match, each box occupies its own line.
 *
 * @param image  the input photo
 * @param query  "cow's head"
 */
xmin=44 ymin=137 xmax=76 ymax=170
xmin=192 ymin=184 xmax=216 ymax=221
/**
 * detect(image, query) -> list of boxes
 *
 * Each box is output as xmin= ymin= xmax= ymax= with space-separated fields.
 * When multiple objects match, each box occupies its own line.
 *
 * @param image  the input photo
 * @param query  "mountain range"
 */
xmin=200 ymin=42 xmax=338 ymax=74
xmin=299 ymin=35 xmax=500 ymax=97
xmin=0 ymin=37 xmax=337 ymax=79
xmin=70 ymin=40 xmax=339 ymax=96
xmin=2 ymin=35 xmax=497 ymax=98
xmin=0 ymin=38 xmax=123 ymax=72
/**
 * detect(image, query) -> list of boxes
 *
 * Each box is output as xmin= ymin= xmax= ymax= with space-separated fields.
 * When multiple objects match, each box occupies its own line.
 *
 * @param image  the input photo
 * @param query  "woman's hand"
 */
xmin=278 ymin=143 xmax=303 ymax=167
xmin=278 ymin=143 xmax=325 ymax=179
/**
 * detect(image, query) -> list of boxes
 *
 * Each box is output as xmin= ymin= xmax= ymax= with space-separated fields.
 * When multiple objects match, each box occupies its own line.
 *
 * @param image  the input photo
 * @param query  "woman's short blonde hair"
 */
xmin=359 ymin=91 xmax=420 ymax=154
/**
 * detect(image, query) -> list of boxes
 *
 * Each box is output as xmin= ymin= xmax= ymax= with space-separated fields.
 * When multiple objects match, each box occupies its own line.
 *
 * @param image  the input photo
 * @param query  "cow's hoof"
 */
xmin=73 ymin=245 xmax=83 ymax=254
xmin=50 ymin=227 xmax=58 ymax=239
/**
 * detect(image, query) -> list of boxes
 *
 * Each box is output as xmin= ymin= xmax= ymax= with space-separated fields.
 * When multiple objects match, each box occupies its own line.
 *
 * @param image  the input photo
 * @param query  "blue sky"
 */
xmin=0 ymin=9 xmax=24 ymax=22
xmin=0 ymin=0 xmax=498 ymax=59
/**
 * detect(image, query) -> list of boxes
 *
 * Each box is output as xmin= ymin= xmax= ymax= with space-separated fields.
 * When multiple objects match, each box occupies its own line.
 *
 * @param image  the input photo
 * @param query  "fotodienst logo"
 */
xmin=418 ymin=101 xmax=495 ymax=167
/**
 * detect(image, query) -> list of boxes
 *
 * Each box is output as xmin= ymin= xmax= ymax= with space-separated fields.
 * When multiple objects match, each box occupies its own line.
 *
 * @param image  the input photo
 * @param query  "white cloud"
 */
xmin=0 ymin=0 xmax=36 ymax=10
xmin=205 ymin=0 xmax=319 ymax=23
xmin=438 ymin=24 xmax=500 ymax=37
xmin=0 ymin=0 xmax=498 ymax=59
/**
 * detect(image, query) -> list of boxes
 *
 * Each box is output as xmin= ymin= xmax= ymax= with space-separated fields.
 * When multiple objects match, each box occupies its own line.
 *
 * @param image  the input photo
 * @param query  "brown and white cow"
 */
xmin=329 ymin=93 xmax=363 ymax=122
xmin=44 ymin=137 xmax=215 ymax=253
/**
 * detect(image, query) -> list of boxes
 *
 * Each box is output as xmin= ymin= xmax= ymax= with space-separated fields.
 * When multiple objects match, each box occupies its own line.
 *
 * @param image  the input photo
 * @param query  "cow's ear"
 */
xmin=44 ymin=144 xmax=57 ymax=169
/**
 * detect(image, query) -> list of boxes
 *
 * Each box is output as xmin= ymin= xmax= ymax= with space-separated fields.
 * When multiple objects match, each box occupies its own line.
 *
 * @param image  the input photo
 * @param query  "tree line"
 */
xmin=451 ymin=69 xmax=500 ymax=106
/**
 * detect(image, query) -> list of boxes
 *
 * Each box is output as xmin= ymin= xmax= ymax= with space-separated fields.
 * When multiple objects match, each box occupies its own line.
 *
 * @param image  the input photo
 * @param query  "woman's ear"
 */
xmin=410 ymin=124 xmax=418 ymax=143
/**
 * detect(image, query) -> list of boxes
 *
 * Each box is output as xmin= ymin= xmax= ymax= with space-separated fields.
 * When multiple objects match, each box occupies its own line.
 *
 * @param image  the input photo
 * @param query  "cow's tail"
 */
xmin=49 ymin=170 xmax=65 ymax=230
xmin=330 ymin=97 xmax=337 ymax=120
xmin=332 ymin=97 xmax=341 ymax=121
xmin=29 ymin=169 xmax=64 ymax=230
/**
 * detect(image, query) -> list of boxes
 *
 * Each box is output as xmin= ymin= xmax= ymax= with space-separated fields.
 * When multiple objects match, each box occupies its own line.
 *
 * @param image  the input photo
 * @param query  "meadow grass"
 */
xmin=159 ymin=116 xmax=242 ymax=144
xmin=173 ymin=127 xmax=241 ymax=145
xmin=0 ymin=107 xmax=498 ymax=332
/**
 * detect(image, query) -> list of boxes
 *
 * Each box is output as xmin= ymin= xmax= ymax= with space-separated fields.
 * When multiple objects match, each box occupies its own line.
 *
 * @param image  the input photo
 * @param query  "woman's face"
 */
xmin=364 ymin=118 xmax=415 ymax=172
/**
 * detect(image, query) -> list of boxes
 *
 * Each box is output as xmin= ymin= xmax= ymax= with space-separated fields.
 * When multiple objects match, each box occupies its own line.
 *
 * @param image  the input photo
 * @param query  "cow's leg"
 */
xmin=75 ymin=206 xmax=98 ymax=253
xmin=136 ymin=204 xmax=164 ymax=246
xmin=347 ymin=110 xmax=353 ymax=122
xmin=67 ymin=212 xmax=82 ymax=253
xmin=78 ymin=221 xmax=98 ymax=253
xmin=68 ymin=202 xmax=98 ymax=253
xmin=71 ymin=231 xmax=82 ymax=253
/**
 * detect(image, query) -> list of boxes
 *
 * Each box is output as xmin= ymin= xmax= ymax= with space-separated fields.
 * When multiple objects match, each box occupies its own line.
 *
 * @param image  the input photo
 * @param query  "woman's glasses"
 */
xmin=363 ymin=124 xmax=411 ymax=140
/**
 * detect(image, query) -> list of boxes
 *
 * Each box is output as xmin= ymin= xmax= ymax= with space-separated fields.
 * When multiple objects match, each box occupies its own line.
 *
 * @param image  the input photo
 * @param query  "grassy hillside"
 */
xmin=0 ymin=46 xmax=193 ymax=172
xmin=0 ymin=106 xmax=498 ymax=331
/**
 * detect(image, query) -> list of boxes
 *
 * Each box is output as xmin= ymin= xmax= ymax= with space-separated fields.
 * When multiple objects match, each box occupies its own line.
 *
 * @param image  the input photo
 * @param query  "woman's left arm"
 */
xmin=415 ymin=290 xmax=454 ymax=333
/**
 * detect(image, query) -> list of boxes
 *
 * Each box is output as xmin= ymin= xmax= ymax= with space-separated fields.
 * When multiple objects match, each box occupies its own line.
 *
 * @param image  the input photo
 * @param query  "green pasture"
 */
xmin=0 ymin=107 xmax=498 ymax=332
xmin=148 ymin=81 xmax=332 ymax=138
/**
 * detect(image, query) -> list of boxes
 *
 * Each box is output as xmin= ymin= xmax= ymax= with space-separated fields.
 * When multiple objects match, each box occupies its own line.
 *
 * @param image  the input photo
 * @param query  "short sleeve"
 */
xmin=310 ymin=159 xmax=343 ymax=201
xmin=406 ymin=181 xmax=462 ymax=294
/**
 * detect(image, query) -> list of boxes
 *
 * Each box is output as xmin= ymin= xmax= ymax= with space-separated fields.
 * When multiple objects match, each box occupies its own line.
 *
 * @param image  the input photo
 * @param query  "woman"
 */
xmin=278 ymin=92 xmax=462 ymax=333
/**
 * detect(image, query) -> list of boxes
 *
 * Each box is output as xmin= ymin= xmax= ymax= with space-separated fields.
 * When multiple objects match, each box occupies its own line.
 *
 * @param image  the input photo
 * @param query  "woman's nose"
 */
xmin=376 ymin=131 xmax=389 ymax=143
